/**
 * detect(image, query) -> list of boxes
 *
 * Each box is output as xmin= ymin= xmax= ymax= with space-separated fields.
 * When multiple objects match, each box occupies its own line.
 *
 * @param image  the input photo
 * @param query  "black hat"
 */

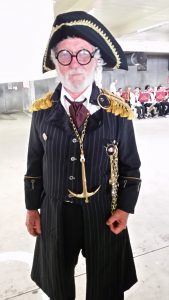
xmin=42 ymin=11 xmax=128 ymax=73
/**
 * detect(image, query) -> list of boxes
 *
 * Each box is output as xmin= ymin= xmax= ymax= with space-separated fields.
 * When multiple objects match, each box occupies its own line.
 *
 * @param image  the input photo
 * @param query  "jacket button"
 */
xmin=72 ymin=138 xmax=78 ymax=143
xmin=71 ymin=157 xmax=77 ymax=161
xmin=68 ymin=193 xmax=73 ymax=198
xmin=69 ymin=176 xmax=75 ymax=180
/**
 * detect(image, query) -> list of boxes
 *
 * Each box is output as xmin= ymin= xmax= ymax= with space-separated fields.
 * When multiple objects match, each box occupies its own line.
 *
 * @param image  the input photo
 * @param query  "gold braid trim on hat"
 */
xmin=98 ymin=89 xmax=134 ymax=120
xmin=29 ymin=91 xmax=53 ymax=112
xmin=43 ymin=19 xmax=121 ymax=71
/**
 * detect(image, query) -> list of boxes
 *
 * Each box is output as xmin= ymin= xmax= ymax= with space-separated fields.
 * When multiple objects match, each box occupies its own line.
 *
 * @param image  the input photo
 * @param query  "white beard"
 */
xmin=56 ymin=66 xmax=96 ymax=93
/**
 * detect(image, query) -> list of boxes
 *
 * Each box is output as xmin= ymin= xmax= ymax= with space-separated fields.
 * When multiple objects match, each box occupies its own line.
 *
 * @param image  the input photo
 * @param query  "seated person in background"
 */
xmin=156 ymin=85 xmax=169 ymax=116
xmin=143 ymin=85 xmax=159 ymax=117
xmin=131 ymin=87 xmax=146 ymax=119
xmin=121 ymin=86 xmax=134 ymax=106
xmin=116 ymin=87 xmax=123 ymax=98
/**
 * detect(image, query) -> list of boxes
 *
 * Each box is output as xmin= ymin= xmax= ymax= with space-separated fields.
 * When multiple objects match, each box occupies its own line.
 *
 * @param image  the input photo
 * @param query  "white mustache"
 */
xmin=67 ymin=69 xmax=85 ymax=75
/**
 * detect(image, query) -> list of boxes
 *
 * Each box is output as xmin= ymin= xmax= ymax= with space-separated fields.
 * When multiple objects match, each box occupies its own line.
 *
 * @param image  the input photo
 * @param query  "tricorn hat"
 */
xmin=42 ymin=11 xmax=128 ymax=73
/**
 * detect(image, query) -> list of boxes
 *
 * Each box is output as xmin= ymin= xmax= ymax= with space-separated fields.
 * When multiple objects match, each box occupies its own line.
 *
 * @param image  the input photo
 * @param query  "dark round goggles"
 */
xmin=55 ymin=49 xmax=97 ymax=66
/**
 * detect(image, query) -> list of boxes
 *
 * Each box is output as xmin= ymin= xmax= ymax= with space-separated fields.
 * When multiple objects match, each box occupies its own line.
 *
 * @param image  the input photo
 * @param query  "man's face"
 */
xmin=54 ymin=38 xmax=98 ymax=93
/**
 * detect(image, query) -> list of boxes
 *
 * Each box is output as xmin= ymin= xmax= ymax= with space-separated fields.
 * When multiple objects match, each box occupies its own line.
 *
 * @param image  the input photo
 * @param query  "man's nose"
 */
xmin=70 ymin=56 xmax=80 ymax=67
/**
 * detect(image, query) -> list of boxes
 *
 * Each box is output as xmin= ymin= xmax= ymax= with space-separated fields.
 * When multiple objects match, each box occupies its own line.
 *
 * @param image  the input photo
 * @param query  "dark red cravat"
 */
xmin=64 ymin=95 xmax=90 ymax=128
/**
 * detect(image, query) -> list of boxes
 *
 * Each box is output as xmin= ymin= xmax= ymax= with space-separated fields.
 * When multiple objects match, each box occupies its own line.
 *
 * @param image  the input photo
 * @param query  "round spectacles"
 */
xmin=55 ymin=49 xmax=97 ymax=66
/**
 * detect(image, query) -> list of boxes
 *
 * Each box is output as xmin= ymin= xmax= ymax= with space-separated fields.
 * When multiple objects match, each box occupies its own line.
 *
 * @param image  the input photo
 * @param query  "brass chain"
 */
xmin=68 ymin=115 xmax=100 ymax=202
xmin=69 ymin=115 xmax=89 ymax=150
xmin=70 ymin=116 xmax=119 ymax=211
xmin=109 ymin=144 xmax=119 ymax=212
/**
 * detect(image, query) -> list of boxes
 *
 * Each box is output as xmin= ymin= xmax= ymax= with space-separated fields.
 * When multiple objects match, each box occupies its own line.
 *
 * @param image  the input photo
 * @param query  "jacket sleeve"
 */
xmin=117 ymin=118 xmax=141 ymax=213
xmin=24 ymin=112 xmax=44 ymax=210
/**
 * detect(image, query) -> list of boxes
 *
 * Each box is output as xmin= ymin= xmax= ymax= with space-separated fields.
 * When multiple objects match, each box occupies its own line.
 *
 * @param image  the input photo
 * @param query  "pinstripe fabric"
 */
xmin=25 ymin=84 xmax=141 ymax=299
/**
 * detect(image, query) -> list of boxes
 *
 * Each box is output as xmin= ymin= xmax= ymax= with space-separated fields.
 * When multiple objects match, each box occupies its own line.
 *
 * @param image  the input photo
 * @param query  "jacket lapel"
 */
xmin=87 ymin=82 xmax=103 ymax=134
xmin=46 ymin=83 xmax=73 ymax=135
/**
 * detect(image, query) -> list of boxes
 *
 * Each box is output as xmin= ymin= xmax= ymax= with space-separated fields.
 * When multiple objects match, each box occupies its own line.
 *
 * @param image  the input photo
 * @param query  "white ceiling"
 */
xmin=53 ymin=0 xmax=169 ymax=52
xmin=1 ymin=0 xmax=168 ymax=83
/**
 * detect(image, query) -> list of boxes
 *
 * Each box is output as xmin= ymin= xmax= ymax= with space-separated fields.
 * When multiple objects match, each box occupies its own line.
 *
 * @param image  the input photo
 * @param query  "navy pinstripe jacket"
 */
xmin=24 ymin=83 xmax=141 ymax=300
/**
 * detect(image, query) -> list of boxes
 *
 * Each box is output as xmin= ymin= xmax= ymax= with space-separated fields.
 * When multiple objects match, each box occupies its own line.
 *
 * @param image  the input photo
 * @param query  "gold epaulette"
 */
xmin=100 ymin=89 xmax=134 ymax=120
xmin=29 ymin=91 xmax=53 ymax=112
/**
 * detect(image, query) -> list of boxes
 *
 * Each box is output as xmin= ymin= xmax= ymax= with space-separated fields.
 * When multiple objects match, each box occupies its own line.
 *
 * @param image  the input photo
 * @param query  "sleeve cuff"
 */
xmin=24 ymin=176 xmax=44 ymax=209
xmin=117 ymin=176 xmax=141 ymax=213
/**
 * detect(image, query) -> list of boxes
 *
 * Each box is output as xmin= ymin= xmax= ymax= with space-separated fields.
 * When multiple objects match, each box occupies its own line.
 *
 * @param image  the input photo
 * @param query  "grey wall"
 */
xmin=0 ymin=82 xmax=30 ymax=113
xmin=0 ymin=79 xmax=59 ymax=113
xmin=103 ymin=54 xmax=169 ymax=91
xmin=0 ymin=54 xmax=168 ymax=113
xmin=34 ymin=78 xmax=59 ymax=99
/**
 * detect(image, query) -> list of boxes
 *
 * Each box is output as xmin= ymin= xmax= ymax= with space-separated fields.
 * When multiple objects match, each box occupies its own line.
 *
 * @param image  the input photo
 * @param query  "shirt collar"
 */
xmin=60 ymin=84 xmax=93 ymax=104
xmin=52 ymin=82 xmax=100 ymax=107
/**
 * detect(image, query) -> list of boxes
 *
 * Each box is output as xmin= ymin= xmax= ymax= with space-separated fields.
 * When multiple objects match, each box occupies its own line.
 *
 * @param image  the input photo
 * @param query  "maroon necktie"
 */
xmin=64 ymin=95 xmax=90 ymax=129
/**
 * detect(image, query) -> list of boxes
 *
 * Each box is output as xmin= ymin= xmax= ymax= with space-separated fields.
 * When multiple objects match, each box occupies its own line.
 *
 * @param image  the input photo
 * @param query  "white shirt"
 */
xmin=60 ymin=84 xmax=100 ymax=116
xmin=130 ymin=93 xmax=142 ymax=107
xmin=148 ymin=92 xmax=156 ymax=104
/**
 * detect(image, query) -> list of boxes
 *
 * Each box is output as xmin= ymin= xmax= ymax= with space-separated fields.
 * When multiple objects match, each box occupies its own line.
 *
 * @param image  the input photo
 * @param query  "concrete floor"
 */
xmin=0 ymin=112 xmax=169 ymax=300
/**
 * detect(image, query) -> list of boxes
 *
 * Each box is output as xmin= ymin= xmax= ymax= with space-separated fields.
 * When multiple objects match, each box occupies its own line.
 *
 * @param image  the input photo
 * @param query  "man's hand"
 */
xmin=106 ymin=209 xmax=129 ymax=235
xmin=25 ymin=210 xmax=41 ymax=236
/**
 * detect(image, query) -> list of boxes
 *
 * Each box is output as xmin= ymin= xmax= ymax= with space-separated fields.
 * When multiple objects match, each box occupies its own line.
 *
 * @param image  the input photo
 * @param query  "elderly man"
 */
xmin=25 ymin=11 xmax=141 ymax=300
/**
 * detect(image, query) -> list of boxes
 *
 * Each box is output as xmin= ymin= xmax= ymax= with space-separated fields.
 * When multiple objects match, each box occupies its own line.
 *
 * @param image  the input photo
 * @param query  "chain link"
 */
xmin=109 ymin=145 xmax=119 ymax=212
xmin=69 ymin=115 xmax=89 ymax=150
xmin=70 ymin=116 xmax=119 ymax=211
xmin=68 ymin=115 xmax=100 ymax=202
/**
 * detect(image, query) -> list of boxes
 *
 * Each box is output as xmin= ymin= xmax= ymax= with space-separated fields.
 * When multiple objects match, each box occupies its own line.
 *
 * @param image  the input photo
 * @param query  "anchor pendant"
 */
xmin=68 ymin=149 xmax=100 ymax=203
